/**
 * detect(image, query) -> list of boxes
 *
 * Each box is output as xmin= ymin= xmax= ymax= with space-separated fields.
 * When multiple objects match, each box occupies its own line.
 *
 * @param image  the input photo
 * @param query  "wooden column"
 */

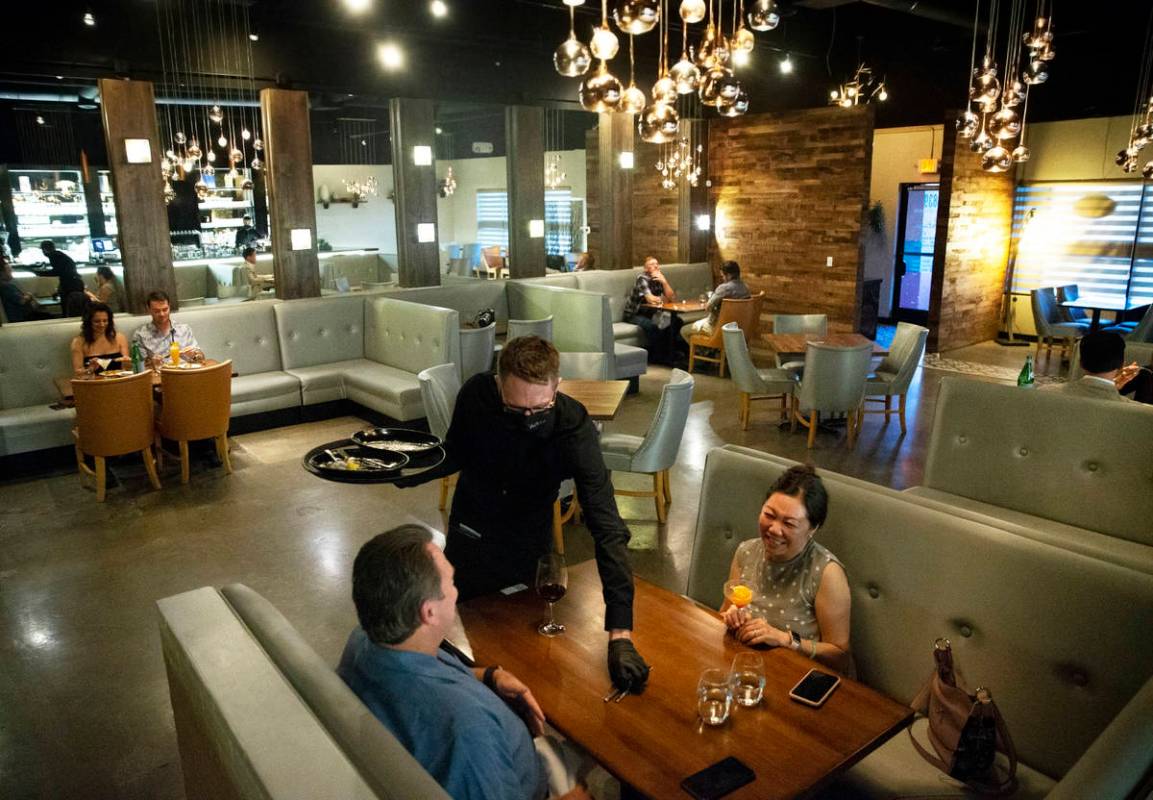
xmin=260 ymin=88 xmax=320 ymax=299
xmin=679 ymin=121 xmax=710 ymax=263
xmin=389 ymin=98 xmax=440 ymax=287
xmin=596 ymin=112 xmax=634 ymax=269
xmin=98 ymin=78 xmax=175 ymax=313
xmin=506 ymin=106 xmax=546 ymax=279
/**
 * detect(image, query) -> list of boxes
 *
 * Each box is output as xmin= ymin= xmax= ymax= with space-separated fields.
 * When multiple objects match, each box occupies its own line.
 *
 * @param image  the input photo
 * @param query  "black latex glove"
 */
xmin=391 ymin=473 xmax=423 ymax=489
xmin=607 ymin=639 xmax=650 ymax=692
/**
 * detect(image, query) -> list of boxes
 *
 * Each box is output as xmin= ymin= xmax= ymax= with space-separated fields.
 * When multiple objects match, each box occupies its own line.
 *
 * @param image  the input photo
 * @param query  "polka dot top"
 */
xmin=732 ymin=537 xmax=844 ymax=641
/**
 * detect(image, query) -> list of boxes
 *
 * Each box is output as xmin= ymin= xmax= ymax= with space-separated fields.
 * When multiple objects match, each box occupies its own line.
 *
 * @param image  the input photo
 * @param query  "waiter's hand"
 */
xmin=607 ymin=632 xmax=650 ymax=692
xmin=490 ymin=668 xmax=546 ymax=736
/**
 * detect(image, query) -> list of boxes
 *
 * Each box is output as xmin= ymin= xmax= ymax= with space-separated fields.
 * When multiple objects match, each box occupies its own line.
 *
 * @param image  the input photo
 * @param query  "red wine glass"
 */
xmin=535 ymin=553 xmax=568 ymax=637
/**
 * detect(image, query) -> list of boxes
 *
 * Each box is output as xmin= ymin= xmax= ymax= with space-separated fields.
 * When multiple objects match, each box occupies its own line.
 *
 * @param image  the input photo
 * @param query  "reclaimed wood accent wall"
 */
xmin=708 ymin=106 xmax=875 ymax=337
xmin=260 ymin=88 xmax=321 ymax=299
xmin=631 ymin=138 xmax=680 ymax=266
xmin=98 ymin=79 xmax=176 ymax=313
xmin=927 ymin=119 xmax=1015 ymax=352
xmin=389 ymin=98 xmax=441 ymax=287
xmin=506 ymin=106 xmax=546 ymax=278
xmin=586 ymin=113 xmax=634 ymax=270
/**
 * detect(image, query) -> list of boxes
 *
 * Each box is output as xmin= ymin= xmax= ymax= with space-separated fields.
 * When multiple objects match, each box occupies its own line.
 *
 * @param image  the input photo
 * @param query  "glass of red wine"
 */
xmin=535 ymin=553 xmax=568 ymax=637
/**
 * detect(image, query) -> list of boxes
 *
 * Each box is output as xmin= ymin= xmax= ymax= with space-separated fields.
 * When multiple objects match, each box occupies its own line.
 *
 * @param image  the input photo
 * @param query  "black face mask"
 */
xmin=511 ymin=407 xmax=556 ymax=438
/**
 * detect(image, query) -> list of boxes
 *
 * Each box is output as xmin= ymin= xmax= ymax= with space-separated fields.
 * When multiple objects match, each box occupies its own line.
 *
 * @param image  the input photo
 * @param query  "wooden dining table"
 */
xmin=764 ymin=332 xmax=889 ymax=357
xmin=558 ymin=379 xmax=629 ymax=421
xmin=457 ymin=562 xmax=913 ymax=800
xmin=642 ymin=299 xmax=708 ymax=314
xmin=54 ymin=359 xmax=227 ymax=404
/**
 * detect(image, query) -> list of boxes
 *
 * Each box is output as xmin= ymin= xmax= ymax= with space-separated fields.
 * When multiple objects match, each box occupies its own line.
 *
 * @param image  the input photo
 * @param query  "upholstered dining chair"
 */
xmin=417 ymin=363 xmax=461 ymax=512
xmin=1031 ymin=287 xmax=1088 ymax=361
xmin=507 ymin=316 xmax=554 ymax=342
xmin=72 ymin=370 xmax=162 ymax=502
xmin=791 ymin=343 xmax=873 ymax=449
xmin=722 ymin=322 xmax=797 ymax=430
xmin=459 ymin=324 xmax=496 ymax=383
xmin=862 ymin=322 xmax=928 ymax=434
xmin=1126 ymin=303 xmax=1153 ymax=343
xmin=599 ymin=369 xmax=694 ymax=523
xmin=156 ymin=360 xmax=234 ymax=484
xmin=771 ymin=313 xmax=828 ymax=371
xmin=482 ymin=246 xmax=508 ymax=280
xmin=688 ymin=292 xmax=765 ymax=377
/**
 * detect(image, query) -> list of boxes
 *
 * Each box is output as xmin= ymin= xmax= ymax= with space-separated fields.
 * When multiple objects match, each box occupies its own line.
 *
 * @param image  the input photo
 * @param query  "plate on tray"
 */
xmin=352 ymin=427 xmax=441 ymax=453
xmin=308 ymin=444 xmax=409 ymax=477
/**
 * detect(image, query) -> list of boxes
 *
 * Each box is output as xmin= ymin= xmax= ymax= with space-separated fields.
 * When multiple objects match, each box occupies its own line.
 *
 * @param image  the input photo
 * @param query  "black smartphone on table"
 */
xmin=681 ymin=756 xmax=756 ymax=799
xmin=789 ymin=668 xmax=841 ymax=708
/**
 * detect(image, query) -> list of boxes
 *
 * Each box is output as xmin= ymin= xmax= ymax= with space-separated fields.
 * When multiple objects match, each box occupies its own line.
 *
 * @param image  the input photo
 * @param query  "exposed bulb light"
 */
xmin=779 ymin=54 xmax=793 ymax=74
xmin=435 ymin=126 xmax=443 ymax=134
xmin=430 ymin=0 xmax=448 ymax=18
xmin=732 ymin=49 xmax=750 ymax=68
xmin=249 ymin=32 xmax=259 ymax=42
xmin=36 ymin=115 xmax=45 ymax=125
xmin=377 ymin=42 xmax=404 ymax=70
xmin=344 ymin=0 xmax=372 ymax=12
xmin=82 ymin=10 xmax=96 ymax=26
xmin=590 ymin=25 xmax=619 ymax=60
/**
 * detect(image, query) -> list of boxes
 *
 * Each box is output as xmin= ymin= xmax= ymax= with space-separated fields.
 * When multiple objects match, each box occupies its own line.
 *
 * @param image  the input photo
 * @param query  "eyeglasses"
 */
xmin=502 ymin=397 xmax=556 ymax=416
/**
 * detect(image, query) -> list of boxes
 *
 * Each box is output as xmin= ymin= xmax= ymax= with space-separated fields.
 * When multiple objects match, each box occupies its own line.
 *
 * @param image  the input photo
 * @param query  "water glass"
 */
xmin=730 ymin=653 xmax=766 ymax=708
xmin=697 ymin=668 xmax=732 ymax=726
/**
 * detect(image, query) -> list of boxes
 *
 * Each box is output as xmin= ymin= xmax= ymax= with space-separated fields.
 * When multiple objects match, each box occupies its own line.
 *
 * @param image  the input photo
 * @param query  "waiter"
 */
xmin=33 ymin=240 xmax=86 ymax=316
xmin=398 ymin=336 xmax=650 ymax=693
xmin=234 ymin=215 xmax=260 ymax=250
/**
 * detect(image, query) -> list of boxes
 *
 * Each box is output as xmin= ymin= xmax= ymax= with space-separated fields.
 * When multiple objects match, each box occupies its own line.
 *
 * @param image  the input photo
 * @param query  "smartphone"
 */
xmin=681 ymin=756 xmax=756 ymax=800
xmin=789 ymin=669 xmax=841 ymax=708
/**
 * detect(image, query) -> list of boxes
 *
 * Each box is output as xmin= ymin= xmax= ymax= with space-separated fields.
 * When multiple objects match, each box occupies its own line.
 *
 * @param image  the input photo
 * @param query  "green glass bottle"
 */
xmin=131 ymin=341 xmax=143 ymax=374
xmin=1017 ymin=354 xmax=1034 ymax=387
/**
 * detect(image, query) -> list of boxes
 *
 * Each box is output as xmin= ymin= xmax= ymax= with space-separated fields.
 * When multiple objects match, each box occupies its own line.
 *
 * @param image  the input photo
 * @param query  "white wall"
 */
xmin=868 ymin=125 xmax=944 ymax=318
xmin=1020 ymin=115 xmax=1139 ymax=182
xmin=312 ymin=165 xmax=397 ymax=253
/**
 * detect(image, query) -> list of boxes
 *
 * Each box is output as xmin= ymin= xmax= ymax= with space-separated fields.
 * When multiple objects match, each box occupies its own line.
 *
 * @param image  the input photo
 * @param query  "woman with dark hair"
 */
xmin=85 ymin=266 xmax=126 ymax=312
xmin=70 ymin=302 xmax=130 ymax=375
xmin=720 ymin=464 xmax=852 ymax=673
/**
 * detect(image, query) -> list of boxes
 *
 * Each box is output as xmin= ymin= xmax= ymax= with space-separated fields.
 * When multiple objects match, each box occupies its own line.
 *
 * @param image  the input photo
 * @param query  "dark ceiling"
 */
xmin=0 ymin=0 xmax=1147 ymax=165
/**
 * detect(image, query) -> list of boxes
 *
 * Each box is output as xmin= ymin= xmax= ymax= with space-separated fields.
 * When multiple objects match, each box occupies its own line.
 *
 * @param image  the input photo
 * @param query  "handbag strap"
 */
xmin=907 ymin=675 xmax=952 ymax=775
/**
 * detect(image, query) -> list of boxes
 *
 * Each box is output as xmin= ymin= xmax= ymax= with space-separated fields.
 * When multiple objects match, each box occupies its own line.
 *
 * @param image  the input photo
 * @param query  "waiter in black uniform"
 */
xmin=33 ymin=240 xmax=86 ymax=316
xmin=398 ymin=336 xmax=650 ymax=692
xmin=234 ymin=215 xmax=260 ymax=250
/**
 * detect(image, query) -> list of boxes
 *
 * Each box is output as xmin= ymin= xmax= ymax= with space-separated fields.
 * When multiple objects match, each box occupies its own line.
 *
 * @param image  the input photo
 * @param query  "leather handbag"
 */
xmin=908 ymin=638 xmax=1018 ymax=795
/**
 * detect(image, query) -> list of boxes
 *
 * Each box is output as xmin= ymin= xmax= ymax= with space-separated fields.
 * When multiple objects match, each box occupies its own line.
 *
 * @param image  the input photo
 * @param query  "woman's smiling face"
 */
xmin=758 ymin=491 xmax=815 ymax=562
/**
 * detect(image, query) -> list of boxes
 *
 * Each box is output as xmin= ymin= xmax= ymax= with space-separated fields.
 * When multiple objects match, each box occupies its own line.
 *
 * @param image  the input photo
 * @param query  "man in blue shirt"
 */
xmin=338 ymin=525 xmax=591 ymax=800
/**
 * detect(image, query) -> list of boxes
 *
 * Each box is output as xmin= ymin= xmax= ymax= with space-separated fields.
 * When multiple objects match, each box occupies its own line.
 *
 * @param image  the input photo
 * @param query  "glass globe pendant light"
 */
xmin=590 ymin=0 xmax=619 ymax=60
xmin=194 ymin=178 xmax=209 ymax=201
xmin=718 ymin=86 xmax=749 ymax=117
xmin=747 ymin=0 xmax=779 ymax=32
xmin=613 ymin=0 xmax=660 ymax=36
xmin=679 ymin=0 xmax=705 ymax=24
xmin=988 ymin=106 xmax=1021 ymax=140
xmin=555 ymin=4 xmax=592 ymax=77
xmin=186 ymin=140 xmax=202 ymax=158
xmin=580 ymin=61 xmax=624 ymax=112
xmin=981 ymin=144 xmax=1013 ymax=172
xmin=670 ymin=18 xmax=700 ymax=94
xmin=637 ymin=102 xmax=679 ymax=143
xmin=620 ymin=35 xmax=647 ymax=114
xmin=956 ymin=109 xmax=980 ymax=139
xmin=208 ymin=105 xmax=224 ymax=124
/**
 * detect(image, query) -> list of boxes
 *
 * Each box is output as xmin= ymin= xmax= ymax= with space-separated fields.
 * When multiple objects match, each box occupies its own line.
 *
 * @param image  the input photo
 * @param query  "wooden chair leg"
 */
xmin=179 ymin=440 xmax=190 ymax=484
xmin=551 ymin=500 xmax=566 ymax=555
xmin=74 ymin=443 xmax=88 ymax=487
xmin=807 ymin=410 xmax=819 ymax=449
xmin=718 ymin=351 xmax=727 ymax=378
xmin=739 ymin=392 xmax=750 ymax=430
xmin=688 ymin=341 xmax=697 ymax=373
xmin=653 ymin=472 xmax=667 ymax=524
xmin=790 ymin=396 xmax=798 ymax=432
xmin=95 ymin=456 xmax=107 ymax=502
xmin=154 ymin=435 xmax=164 ymax=469
xmin=142 ymin=446 xmax=162 ymax=490
xmin=216 ymin=435 xmax=233 ymax=474
xmin=898 ymin=393 xmax=908 ymax=434
xmin=663 ymin=469 xmax=672 ymax=507
xmin=439 ymin=476 xmax=451 ymax=511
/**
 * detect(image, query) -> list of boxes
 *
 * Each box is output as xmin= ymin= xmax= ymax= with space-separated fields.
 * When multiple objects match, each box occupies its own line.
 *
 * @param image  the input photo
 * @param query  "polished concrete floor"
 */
xmin=0 ymin=337 xmax=1047 ymax=799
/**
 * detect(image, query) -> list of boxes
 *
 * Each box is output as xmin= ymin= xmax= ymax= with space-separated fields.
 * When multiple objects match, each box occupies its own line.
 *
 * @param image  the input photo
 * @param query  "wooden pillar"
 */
xmin=260 ymin=88 xmax=320 ymax=299
xmin=389 ymin=98 xmax=440 ymax=287
xmin=597 ymin=112 xmax=634 ymax=269
xmin=678 ymin=121 xmax=709 ymax=263
xmin=98 ymin=78 xmax=176 ymax=313
xmin=506 ymin=106 xmax=546 ymax=279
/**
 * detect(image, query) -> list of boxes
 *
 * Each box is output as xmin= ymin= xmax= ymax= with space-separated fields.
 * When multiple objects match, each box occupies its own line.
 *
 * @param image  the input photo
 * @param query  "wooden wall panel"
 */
xmin=631 ymin=138 xmax=680 ymax=266
xmin=389 ymin=98 xmax=441 ymax=287
xmin=594 ymin=113 xmax=634 ymax=270
xmin=927 ymin=119 xmax=1015 ymax=353
xmin=708 ymin=106 xmax=875 ymax=339
xmin=506 ymin=106 xmax=546 ymax=278
xmin=98 ymin=78 xmax=175 ymax=313
xmin=260 ymin=88 xmax=321 ymax=299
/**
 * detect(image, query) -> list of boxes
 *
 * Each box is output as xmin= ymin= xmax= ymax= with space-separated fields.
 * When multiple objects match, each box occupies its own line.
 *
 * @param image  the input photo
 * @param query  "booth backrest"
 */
xmin=686 ymin=445 xmax=1153 ymax=780
xmin=658 ymin=262 xmax=714 ymax=301
xmin=923 ymin=377 xmax=1153 ymax=544
xmin=572 ymin=270 xmax=638 ymax=322
xmin=506 ymin=282 xmax=610 ymax=354
xmin=0 ymin=319 xmax=85 ymax=408
xmin=526 ymin=273 xmax=580 ymax=290
xmin=274 ymin=296 xmax=366 ymax=369
xmin=386 ymin=281 xmax=509 ymax=325
xmin=186 ymin=302 xmax=286 ymax=377
xmin=364 ymin=296 xmax=460 ymax=375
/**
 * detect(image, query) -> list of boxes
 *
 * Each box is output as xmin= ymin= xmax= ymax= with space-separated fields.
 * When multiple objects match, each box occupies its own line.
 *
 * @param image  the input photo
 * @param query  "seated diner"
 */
xmin=70 ymin=301 xmax=130 ymax=375
xmin=131 ymin=290 xmax=203 ymax=365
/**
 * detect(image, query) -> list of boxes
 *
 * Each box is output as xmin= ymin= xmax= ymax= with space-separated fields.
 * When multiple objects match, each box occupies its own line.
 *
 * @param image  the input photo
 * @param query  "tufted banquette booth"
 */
xmin=687 ymin=444 xmax=1153 ymax=799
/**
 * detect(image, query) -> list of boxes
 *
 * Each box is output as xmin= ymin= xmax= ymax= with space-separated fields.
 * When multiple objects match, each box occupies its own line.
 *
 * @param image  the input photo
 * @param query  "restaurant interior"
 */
xmin=1 ymin=0 xmax=1151 ymax=798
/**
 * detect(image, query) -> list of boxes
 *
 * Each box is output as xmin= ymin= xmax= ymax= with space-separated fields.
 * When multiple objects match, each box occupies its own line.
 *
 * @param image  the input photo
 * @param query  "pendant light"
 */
xmin=555 ymin=4 xmax=593 ymax=77
xmin=679 ymin=0 xmax=705 ymax=24
xmin=670 ymin=12 xmax=701 ymax=93
xmin=746 ymin=0 xmax=779 ymax=31
xmin=580 ymin=62 xmax=624 ymax=112
xmin=590 ymin=0 xmax=620 ymax=60
xmin=614 ymin=0 xmax=660 ymax=35
xmin=621 ymin=35 xmax=648 ymax=114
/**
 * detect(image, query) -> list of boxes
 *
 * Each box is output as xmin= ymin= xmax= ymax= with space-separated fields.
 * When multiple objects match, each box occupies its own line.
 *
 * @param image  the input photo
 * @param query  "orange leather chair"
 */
xmin=72 ymin=371 xmax=162 ymax=502
xmin=156 ymin=360 xmax=234 ymax=484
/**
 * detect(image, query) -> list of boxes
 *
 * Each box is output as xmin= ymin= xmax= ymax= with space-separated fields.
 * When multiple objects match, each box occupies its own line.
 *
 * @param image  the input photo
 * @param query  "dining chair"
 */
xmin=771 ymin=314 xmax=828 ymax=371
xmin=464 ymin=243 xmax=484 ymax=277
xmin=861 ymin=321 xmax=928 ymax=434
xmin=417 ymin=363 xmax=461 ymax=512
xmin=1031 ymin=287 xmax=1088 ymax=361
xmin=688 ymin=292 xmax=765 ymax=377
xmin=156 ymin=360 xmax=234 ymax=484
xmin=1126 ymin=303 xmax=1153 ymax=343
xmin=507 ymin=316 xmax=554 ymax=342
xmin=790 ymin=342 xmax=873 ymax=449
xmin=482 ymin=247 xmax=508 ymax=280
xmin=72 ymin=371 xmax=162 ymax=502
xmin=599 ymin=369 xmax=694 ymax=523
xmin=459 ymin=324 xmax=497 ymax=383
xmin=721 ymin=322 xmax=797 ymax=430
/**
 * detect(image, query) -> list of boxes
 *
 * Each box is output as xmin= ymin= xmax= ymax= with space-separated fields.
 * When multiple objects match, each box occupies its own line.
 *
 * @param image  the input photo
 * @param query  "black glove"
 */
xmin=391 ymin=473 xmax=424 ymax=489
xmin=608 ymin=639 xmax=650 ymax=692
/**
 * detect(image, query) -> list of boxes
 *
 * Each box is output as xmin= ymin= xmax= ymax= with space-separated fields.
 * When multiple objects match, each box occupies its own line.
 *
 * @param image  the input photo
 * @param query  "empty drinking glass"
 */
xmin=731 ymin=652 xmax=766 ymax=708
xmin=697 ymin=668 xmax=732 ymax=726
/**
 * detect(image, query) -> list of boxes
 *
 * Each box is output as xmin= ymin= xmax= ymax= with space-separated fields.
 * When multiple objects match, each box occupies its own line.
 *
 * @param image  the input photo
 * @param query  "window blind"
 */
xmin=545 ymin=189 xmax=572 ymax=255
xmin=476 ymin=190 xmax=508 ymax=249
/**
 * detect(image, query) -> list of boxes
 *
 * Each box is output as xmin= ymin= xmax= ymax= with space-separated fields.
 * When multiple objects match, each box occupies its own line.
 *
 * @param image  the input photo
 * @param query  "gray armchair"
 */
xmin=772 ymin=313 xmax=828 ymax=371
xmin=862 ymin=322 xmax=928 ymax=434
xmin=791 ymin=342 xmax=873 ymax=449
xmin=458 ymin=324 xmax=496 ymax=383
xmin=600 ymin=369 xmax=694 ymax=523
xmin=722 ymin=322 xmax=796 ymax=430
xmin=417 ymin=363 xmax=461 ymax=511
xmin=1031 ymin=287 xmax=1088 ymax=361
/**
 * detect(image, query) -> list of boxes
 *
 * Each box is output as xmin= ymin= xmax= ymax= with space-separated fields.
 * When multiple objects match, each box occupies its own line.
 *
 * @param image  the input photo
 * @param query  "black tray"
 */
xmin=352 ymin=427 xmax=441 ymax=454
xmin=304 ymin=439 xmax=445 ymax=484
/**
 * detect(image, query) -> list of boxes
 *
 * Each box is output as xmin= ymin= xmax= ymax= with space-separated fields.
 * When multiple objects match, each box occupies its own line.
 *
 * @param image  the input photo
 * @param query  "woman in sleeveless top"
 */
xmin=86 ymin=266 xmax=126 ymax=312
xmin=720 ymin=465 xmax=853 ymax=674
xmin=71 ymin=302 xmax=130 ymax=375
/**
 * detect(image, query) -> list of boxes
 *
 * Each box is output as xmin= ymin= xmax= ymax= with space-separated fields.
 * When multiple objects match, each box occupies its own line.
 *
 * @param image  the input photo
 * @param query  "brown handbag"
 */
xmin=908 ymin=638 xmax=1018 ymax=795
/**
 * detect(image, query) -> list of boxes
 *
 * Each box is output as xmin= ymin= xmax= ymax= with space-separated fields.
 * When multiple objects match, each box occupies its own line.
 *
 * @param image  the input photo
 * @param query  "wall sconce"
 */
xmin=416 ymin=222 xmax=436 ymax=243
xmin=618 ymin=151 xmax=635 ymax=169
xmin=124 ymin=138 xmax=152 ymax=164
xmin=412 ymin=145 xmax=433 ymax=166
xmin=528 ymin=219 xmax=545 ymax=238
xmin=695 ymin=214 xmax=711 ymax=231
xmin=290 ymin=228 xmax=313 ymax=251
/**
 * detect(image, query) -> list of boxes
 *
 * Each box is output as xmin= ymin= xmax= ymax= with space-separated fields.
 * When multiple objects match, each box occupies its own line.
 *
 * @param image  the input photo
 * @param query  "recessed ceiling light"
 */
xmin=430 ymin=0 xmax=448 ymax=18
xmin=377 ymin=42 xmax=404 ymax=70
xmin=82 ymin=10 xmax=96 ymax=26
xmin=344 ymin=0 xmax=371 ymax=13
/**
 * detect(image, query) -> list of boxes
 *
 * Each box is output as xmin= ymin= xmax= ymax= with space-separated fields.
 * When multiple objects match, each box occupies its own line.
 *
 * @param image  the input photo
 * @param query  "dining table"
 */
xmin=641 ymin=299 xmax=708 ymax=314
xmin=1061 ymin=295 xmax=1150 ymax=332
xmin=763 ymin=332 xmax=889 ymax=358
xmin=54 ymin=359 xmax=228 ymax=404
xmin=456 ymin=561 xmax=913 ymax=800
xmin=558 ymin=379 xmax=629 ymax=421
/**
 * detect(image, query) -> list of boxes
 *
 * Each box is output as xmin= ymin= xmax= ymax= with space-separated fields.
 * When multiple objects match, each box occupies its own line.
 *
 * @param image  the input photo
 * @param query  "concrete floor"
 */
xmin=0 ymin=336 xmax=1047 ymax=799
